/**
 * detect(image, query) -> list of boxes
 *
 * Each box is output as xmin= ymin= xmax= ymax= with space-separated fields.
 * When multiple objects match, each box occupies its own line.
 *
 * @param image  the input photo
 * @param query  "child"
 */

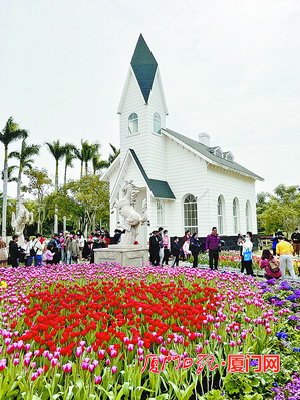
xmin=182 ymin=239 xmax=191 ymax=261
xmin=43 ymin=245 xmax=55 ymax=265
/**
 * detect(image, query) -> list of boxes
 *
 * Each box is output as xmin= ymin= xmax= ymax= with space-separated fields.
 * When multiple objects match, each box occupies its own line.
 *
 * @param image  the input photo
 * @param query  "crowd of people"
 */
xmin=0 ymin=228 xmax=119 ymax=268
xmin=148 ymin=227 xmax=223 ymax=269
xmin=0 ymin=226 xmax=298 ymax=281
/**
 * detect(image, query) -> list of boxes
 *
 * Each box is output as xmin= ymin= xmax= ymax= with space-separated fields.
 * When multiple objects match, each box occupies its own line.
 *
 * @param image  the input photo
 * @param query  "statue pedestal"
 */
xmin=93 ymin=245 xmax=148 ymax=267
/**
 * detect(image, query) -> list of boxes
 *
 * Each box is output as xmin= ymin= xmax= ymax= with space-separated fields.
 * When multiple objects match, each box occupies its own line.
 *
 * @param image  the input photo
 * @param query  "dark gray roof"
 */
xmin=164 ymin=128 xmax=263 ymax=181
xmin=130 ymin=34 xmax=158 ymax=103
xmin=129 ymin=149 xmax=176 ymax=199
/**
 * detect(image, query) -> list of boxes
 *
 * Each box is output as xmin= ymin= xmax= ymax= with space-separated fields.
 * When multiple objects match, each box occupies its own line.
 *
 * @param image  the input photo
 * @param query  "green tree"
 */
xmin=67 ymin=175 xmax=109 ymax=235
xmin=45 ymin=140 xmax=65 ymax=191
xmin=92 ymin=154 xmax=108 ymax=175
xmin=43 ymin=189 xmax=82 ymax=233
xmin=0 ymin=117 xmax=27 ymax=238
xmin=256 ymin=192 xmax=269 ymax=233
xmin=9 ymin=138 xmax=40 ymax=210
xmin=24 ymin=168 xmax=52 ymax=234
xmin=258 ymin=185 xmax=300 ymax=237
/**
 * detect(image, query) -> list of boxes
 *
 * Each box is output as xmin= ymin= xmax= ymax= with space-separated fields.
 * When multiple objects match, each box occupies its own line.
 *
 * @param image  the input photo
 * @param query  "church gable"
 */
xmin=117 ymin=69 xmax=146 ymax=115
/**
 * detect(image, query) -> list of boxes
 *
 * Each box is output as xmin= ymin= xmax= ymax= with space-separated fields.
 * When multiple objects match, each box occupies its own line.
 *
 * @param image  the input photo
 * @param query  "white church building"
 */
xmin=101 ymin=35 xmax=263 ymax=245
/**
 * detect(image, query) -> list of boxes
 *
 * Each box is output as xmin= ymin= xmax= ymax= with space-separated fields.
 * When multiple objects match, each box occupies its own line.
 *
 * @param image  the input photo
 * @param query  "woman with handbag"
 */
xmin=260 ymin=250 xmax=282 ymax=280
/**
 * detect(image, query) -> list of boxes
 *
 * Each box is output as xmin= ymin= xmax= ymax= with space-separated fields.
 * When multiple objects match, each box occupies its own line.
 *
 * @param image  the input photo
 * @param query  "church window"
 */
xmin=156 ymin=199 xmax=164 ymax=226
xmin=153 ymin=113 xmax=161 ymax=134
xmin=128 ymin=113 xmax=138 ymax=135
xmin=184 ymin=194 xmax=198 ymax=234
xmin=246 ymin=200 xmax=252 ymax=231
xmin=218 ymin=195 xmax=225 ymax=234
xmin=233 ymin=197 xmax=239 ymax=234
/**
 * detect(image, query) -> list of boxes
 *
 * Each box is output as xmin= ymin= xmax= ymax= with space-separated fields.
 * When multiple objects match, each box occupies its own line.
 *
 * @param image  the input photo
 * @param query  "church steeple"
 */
xmin=130 ymin=34 xmax=158 ymax=103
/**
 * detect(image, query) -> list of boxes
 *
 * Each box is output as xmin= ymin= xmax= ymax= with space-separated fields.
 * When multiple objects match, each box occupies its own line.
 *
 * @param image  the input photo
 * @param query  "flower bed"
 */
xmin=0 ymin=264 xmax=298 ymax=399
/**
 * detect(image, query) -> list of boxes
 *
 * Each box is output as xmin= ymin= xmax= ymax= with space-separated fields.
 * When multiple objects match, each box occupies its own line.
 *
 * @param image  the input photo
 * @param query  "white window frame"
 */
xmin=217 ymin=195 xmax=224 ymax=234
xmin=233 ymin=197 xmax=239 ymax=234
xmin=184 ymin=194 xmax=198 ymax=234
xmin=128 ymin=113 xmax=138 ymax=135
xmin=157 ymin=199 xmax=164 ymax=226
xmin=246 ymin=200 xmax=252 ymax=232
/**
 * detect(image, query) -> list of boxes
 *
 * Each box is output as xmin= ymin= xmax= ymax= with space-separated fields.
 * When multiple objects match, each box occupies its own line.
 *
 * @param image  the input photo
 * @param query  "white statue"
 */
xmin=11 ymin=195 xmax=34 ymax=248
xmin=111 ymin=180 xmax=148 ymax=245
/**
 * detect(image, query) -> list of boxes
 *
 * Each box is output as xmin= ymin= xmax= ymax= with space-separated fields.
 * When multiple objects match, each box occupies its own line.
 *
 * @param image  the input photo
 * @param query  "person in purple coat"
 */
xmin=205 ymin=227 xmax=221 ymax=270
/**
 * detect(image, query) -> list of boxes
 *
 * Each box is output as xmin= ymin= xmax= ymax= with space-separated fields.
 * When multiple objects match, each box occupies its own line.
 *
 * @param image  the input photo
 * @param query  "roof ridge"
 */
xmin=163 ymin=128 xmax=263 ymax=181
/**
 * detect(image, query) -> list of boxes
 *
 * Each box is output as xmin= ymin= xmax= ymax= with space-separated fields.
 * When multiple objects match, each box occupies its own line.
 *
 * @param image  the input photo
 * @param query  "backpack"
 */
xmin=30 ymin=241 xmax=38 ymax=257
xmin=269 ymin=258 xmax=280 ymax=273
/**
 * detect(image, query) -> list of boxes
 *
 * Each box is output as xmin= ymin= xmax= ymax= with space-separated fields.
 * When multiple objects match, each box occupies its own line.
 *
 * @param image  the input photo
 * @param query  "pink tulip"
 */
xmin=62 ymin=362 xmax=72 ymax=373
xmin=0 ymin=359 xmax=7 ymax=371
xmin=51 ymin=358 xmax=59 ymax=367
xmin=88 ymin=364 xmax=95 ymax=373
xmin=76 ymin=347 xmax=83 ymax=357
xmin=127 ymin=344 xmax=134 ymax=351
xmin=111 ymin=366 xmax=117 ymax=374
xmin=94 ymin=375 xmax=102 ymax=384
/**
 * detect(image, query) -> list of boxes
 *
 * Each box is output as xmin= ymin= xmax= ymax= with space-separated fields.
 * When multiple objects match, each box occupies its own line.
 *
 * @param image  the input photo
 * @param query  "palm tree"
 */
xmin=9 ymin=139 xmax=40 ymax=211
xmin=108 ymin=143 xmax=120 ymax=165
xmin=82 ymin=141 xmax=99 ymax=176
xmin=74 ymin=141 xmax=84 ymax=179
xmin=63 ymin=143 xmax=76 ymax=185
xmin=0 ymin=117 xmax=27 ymax=238
xmin=45 ymin=140 xmax=65 ymax=191
xmin=92 ymin=154 xmax=108 ymax=175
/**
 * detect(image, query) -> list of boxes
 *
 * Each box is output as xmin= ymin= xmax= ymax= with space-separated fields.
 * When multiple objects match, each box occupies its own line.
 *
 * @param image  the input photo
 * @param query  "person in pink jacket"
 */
xmin=260 ymin=249 xmax=282 ymax=280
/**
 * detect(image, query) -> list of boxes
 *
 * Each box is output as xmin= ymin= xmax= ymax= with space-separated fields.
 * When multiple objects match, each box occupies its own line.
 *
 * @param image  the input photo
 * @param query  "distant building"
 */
xmin=102 ymin=35 xmax=263 ymax=245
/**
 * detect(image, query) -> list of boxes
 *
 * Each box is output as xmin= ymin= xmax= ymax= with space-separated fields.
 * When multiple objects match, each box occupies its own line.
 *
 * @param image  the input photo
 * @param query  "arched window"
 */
xmin=156 ymin=199 xmax=164 ymax=226
xmin=153 ymin=113 xmax=161 ymax=134
xmin=128 ymin=113 xmax=138 ymax=135
xmin=184 ymin=194 xmax=198 ymax=233
xmin=217 ymin=195 xmax=225 ymax=234
xmin=233 ymin=197 xmax=239 ymax=234
xmin=246 ymin=200 xmax=252 ymax=231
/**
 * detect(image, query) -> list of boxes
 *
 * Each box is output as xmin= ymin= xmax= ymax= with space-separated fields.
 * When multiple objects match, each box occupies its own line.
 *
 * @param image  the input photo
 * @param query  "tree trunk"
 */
xmin=85 ymin=161 xmax=88 ymax=176
xmin=80 ymin=161 xmax=83 ymax=179
xmin=92 ymin=212 xmax=96 ymax=232
xmin=16 ymin=165 xmax=22 ymax=214
xmin=55 ymin=159 xmax=59 ymax=191
xmin=1 ymin=146 xmax=8 ymax=240
xmin=64 ymin=162 xmax=67 ymax=186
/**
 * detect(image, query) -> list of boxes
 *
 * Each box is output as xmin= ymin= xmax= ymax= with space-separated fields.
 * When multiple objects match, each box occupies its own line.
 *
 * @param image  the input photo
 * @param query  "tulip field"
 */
xmin=0 ymin=264 xmax=300 ymax=399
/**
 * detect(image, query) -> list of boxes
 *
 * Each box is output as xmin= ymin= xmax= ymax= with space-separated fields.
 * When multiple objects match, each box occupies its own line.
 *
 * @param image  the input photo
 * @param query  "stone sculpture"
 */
xmin=111 ymin=180 xmax=147 ymax=245
xmin=11 ymin=195 xmax=34 ymax=248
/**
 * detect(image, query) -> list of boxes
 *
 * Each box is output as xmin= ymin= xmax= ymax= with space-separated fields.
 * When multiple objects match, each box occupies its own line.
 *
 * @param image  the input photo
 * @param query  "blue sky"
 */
xmin=1 ymin=0 xmax=299 ymax=196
